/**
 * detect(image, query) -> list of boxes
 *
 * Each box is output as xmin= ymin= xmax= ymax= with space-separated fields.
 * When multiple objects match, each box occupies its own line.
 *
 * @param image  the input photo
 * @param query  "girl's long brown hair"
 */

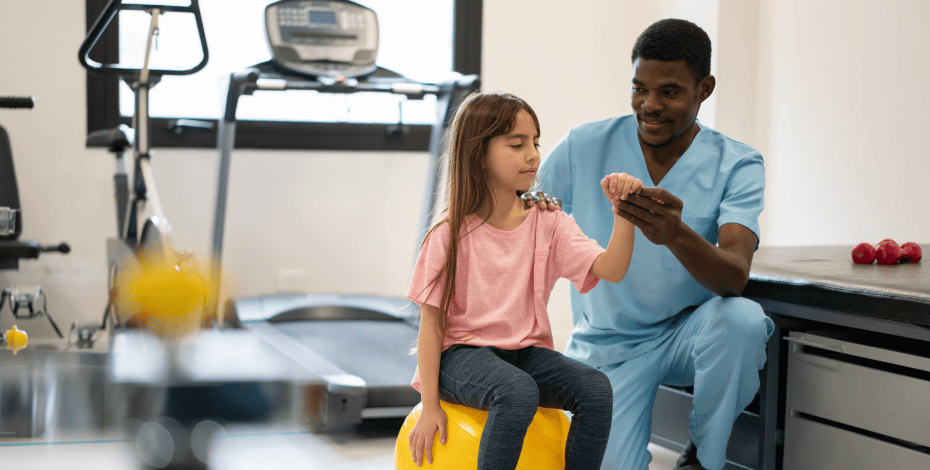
xmin=417 ymin=92 xmax=541 ymax=345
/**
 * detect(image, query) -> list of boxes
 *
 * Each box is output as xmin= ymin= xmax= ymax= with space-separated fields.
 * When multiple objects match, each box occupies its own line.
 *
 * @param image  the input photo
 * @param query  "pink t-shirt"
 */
xmin=406 ymin=208 xmax=605 ymax=392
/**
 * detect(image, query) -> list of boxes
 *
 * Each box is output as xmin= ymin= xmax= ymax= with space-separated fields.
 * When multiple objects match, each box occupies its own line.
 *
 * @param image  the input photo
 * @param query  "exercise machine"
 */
xmin=215 ymin=0 xmax=479 ymax=431
xmin=81 ymin=4 xmax=326 ymax=469
xmin=0 ymin=96 xmax=71 ymax=338
xmin=80 ymin=0 xmax=209 ymax=333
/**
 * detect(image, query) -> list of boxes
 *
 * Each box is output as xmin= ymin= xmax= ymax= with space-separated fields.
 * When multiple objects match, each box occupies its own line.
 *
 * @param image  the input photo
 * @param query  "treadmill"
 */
xmin=212 ymin=0 xmax=478 ymax=432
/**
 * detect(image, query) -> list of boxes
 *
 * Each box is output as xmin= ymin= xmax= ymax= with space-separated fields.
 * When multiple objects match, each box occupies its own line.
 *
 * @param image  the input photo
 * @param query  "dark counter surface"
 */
xmin=745 ymin=244 xmax=929 ymax=328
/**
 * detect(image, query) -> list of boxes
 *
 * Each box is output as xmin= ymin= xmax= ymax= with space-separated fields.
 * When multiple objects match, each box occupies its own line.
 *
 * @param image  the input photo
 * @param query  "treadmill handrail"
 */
xmin=209 ymin=70 xmax=478 ymax=321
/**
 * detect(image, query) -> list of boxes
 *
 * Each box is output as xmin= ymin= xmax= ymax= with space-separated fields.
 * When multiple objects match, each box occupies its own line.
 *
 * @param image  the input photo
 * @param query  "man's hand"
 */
xmin=614 ymin=187 xmax=684 ymax=246
xmin=616 ymin=186 xmax=758 ymax=296
xmin=521 ymin=190 xmax=562 ymax=211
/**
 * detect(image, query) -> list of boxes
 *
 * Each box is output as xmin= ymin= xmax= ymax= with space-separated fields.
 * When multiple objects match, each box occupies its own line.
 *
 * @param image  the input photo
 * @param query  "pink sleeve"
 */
xmin=554 ymin=213 xmax=604 ymax=294
xmin=406 ymin=222 xmax=449 ymax=308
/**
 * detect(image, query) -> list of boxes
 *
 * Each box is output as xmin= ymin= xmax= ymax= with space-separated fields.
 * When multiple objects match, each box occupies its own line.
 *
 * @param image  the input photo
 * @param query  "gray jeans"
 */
xmin=438 ymin=344 xmax=613 ymax=470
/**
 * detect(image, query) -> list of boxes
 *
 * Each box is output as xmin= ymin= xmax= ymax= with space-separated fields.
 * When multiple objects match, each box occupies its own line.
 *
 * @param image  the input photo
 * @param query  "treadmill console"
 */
xmin=265 ymin=0 xmax=379 ymax=79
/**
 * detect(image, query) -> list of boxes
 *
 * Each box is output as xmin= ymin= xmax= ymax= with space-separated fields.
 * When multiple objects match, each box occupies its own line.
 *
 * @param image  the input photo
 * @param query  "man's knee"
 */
xmin=710 ymin=297 xmax=773 ymax=342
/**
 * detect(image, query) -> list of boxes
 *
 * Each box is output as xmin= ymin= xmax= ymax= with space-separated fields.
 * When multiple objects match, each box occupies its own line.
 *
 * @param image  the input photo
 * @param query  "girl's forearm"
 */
xmin=591 ymin=213 xmax=635 ymax=282
xmin=417 ymin=304 xmax=444 ymax=409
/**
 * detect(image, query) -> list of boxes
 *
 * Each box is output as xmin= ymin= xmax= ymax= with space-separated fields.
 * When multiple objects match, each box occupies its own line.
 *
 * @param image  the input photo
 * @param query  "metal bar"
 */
xmin=136 ymin=158 xmax=163 ymax=220
xmin=209 ymin=119 xmax=236 ymax=322
xmin=749 ymin=298 xmax=930 ymax=342
xmin=758 ymin=312 xmax=781 ymax=470
xmin=783 ymin=336 xmax=843 ymax=352
xmin=418 ymin=83 xmax=452 ymax=244
xmin=134 ymin=84 xmax=150 ymax=157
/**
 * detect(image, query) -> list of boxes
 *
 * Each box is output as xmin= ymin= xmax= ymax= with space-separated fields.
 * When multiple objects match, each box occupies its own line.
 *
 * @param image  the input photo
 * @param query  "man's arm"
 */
xmin=616 ymin=188 xmax=757 ymax=296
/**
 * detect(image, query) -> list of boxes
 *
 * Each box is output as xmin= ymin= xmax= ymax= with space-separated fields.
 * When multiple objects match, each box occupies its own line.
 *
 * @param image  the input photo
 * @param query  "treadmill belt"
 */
xmin=270 ymin=320 xmax=421 ymax=407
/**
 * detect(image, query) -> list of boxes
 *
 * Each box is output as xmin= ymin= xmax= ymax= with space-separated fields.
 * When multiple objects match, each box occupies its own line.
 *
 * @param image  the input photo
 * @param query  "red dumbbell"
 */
xmin=875 ymin=239 xmax=901 ymax=265
xmin=900 ymin=242 xmax=922 ymax=263
xmin=851 ymin=242 xmax=876 ymax=264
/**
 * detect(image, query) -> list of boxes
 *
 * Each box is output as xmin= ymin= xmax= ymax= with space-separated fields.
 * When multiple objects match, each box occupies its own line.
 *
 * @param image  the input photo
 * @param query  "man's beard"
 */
xmin=639 ymin=131 xmax=677 ymax=149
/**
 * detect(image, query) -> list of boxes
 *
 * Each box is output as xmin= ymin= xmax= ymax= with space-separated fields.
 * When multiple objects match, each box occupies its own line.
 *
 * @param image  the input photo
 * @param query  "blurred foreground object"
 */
xmin=115 ymin=251 xmax=215 ymax=341
xmin=2 ymin=324 xmax=28 ymax=354
xmin=109 ymin=327 xmax=320 ymax=469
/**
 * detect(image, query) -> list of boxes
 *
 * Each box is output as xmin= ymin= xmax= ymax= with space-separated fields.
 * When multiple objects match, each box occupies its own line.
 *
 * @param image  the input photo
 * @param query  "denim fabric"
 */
xmin=438 ymin=344 xmax=613 ymax=470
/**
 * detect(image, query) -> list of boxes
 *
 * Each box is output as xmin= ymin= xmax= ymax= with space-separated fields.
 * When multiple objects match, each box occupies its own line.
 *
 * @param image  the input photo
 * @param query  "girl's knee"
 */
xmin=573 ymin=367 xmax=614 ymax=419
xmin=586 ymin=367 xmax=613 ymax=403
xmin=493 ymin=374 xmax=539 ymax=410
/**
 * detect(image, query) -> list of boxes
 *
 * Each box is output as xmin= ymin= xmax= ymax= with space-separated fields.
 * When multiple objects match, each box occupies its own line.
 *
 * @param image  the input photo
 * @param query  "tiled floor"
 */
xmin=1 ymin=420 xmax=680 ymax=469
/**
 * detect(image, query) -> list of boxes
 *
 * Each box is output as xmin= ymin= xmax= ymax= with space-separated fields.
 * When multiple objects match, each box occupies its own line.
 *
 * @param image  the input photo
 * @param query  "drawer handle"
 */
xmin=783 ymin=336 xmax=843 ymax=352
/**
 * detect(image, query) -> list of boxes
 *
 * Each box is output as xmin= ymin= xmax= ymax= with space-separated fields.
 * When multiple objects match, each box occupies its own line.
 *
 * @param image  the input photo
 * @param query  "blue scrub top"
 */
xmin=537 ymin=115 xmax=765 ymax=367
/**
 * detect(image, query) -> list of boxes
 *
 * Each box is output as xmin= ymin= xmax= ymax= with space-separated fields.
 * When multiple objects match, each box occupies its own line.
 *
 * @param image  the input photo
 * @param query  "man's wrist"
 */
xmin=666 ymin=220 xmax=696 ymax=252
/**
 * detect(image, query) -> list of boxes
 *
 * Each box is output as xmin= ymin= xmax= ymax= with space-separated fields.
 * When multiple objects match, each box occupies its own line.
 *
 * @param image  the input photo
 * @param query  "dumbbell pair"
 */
xmin=852 ymin=239 xmax=922 ymax=265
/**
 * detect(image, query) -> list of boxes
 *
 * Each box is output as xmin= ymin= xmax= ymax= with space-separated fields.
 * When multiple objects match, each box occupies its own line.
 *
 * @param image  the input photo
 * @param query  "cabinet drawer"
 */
xmin=785 ymin=331 xmax=930 ymax=447
xmin=784 ymin=414 xmax=930 ymax=470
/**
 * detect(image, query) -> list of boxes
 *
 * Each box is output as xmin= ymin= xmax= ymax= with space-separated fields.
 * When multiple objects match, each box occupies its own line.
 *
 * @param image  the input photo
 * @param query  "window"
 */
xmin=84 ymin=0 xmax=482 ymax=151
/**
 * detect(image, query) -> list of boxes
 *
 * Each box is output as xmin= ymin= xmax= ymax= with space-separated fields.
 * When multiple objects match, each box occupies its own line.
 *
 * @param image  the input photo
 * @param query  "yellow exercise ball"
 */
xmin=395 ymin=401 xmax=571 ymax=469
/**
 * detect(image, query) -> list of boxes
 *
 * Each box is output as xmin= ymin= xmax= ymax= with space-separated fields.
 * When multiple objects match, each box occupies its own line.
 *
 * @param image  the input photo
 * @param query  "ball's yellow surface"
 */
xmin=395 ymin=401 xmax=571 ymax=469
xmin=117 ymin=258 xmax=212 ymax=340
xmin=4 ymin=325 xmax=28 ymax=354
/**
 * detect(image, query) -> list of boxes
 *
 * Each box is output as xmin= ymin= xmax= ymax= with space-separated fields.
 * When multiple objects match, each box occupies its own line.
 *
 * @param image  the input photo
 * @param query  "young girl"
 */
xmin=406 ymin=92 xmax=642 ymax=469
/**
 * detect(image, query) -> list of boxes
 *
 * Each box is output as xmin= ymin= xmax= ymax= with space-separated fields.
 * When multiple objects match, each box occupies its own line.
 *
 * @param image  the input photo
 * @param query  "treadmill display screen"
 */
xmin=308 ymin=10 xmax=337 ymax=25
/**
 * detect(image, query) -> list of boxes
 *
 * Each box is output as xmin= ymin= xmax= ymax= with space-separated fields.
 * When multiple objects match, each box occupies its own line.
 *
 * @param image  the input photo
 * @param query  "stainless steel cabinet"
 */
xmin=783 ymin=331 xmax=930 ymax=469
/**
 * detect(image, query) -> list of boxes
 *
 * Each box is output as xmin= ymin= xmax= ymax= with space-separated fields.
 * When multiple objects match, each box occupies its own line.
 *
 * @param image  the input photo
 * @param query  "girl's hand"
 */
xmin=601 ymin=173 xmax=643 ymax=205
xmin=520 ymin=190 xmax=562 ymax=211
xmin=408 ymin=403 xmax=448 ymax=466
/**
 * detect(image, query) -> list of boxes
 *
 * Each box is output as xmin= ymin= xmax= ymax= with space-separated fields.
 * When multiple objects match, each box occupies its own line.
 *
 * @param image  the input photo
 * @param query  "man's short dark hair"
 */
xmin=631 ymin=19 xmax=712 ymax=81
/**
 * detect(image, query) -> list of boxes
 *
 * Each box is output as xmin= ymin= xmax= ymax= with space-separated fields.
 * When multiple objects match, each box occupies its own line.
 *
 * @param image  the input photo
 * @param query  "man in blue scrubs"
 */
xmin=537 ymin=19 xmax=775 ymax=470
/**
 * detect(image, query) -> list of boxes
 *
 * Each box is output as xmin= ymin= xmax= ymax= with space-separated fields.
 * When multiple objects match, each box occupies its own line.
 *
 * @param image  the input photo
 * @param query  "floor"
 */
xmin=0 ymin=419 xmax=681 ymax=469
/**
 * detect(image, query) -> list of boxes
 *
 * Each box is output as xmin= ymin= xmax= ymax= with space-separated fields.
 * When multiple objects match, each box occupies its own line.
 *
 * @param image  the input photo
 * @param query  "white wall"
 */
xmin=756 ymin=0 xmax=930 ymax=247
xmin=2 ymin=0 xmax=929 ymax=349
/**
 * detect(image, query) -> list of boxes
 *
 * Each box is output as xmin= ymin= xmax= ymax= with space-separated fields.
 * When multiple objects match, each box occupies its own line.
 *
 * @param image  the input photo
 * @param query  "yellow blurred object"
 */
xmin=4 ymin=325 xmax=28 ymax=354
xmin=394 ymin=401 xmax=571 ymax=469
xmin=116 ymin=254 xmax=214 ymax=341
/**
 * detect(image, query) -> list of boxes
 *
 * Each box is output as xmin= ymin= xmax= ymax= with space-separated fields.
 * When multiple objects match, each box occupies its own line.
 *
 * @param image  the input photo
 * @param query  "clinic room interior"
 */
xmin=1 ymin=0 xmax=928 ymax=469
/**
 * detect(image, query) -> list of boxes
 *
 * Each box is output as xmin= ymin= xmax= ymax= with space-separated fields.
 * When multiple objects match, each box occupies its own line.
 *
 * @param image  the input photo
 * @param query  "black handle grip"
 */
xmin=0 ymin=97 xmax=35 ymax=109
xmin=79 ymin=0 xmax=209 ymax=77
xmin=41 ymin=243 xmax=71 ymax=254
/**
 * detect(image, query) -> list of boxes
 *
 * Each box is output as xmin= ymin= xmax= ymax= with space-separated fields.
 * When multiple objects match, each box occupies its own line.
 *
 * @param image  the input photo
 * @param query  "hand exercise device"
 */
xmin=214 ymin=0 xmax=479 ymax=432
xmin=1 ymin=96 xmax=71 ymax=341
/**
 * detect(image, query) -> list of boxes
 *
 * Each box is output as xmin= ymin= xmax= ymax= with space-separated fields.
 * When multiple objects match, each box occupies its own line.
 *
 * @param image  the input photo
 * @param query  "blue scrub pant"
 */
xmin=597 ymin=297 xmax=774 ymax=470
